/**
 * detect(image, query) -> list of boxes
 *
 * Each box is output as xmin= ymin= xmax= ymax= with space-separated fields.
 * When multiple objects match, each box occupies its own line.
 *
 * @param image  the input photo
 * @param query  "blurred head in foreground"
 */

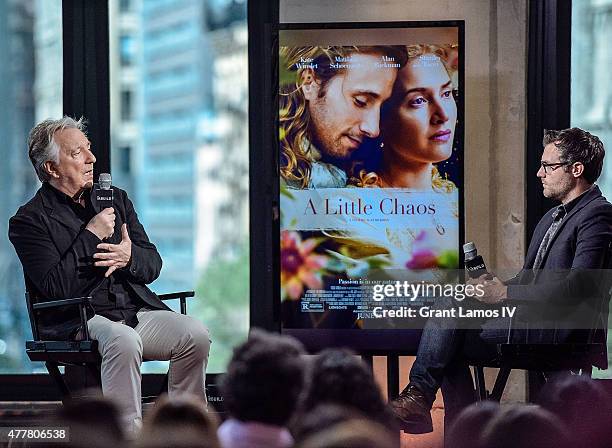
xmin=538 ymin=374 xmax=612 ymax=448
xmin=295 ymin=419 xmax=398 ymax=448
xmin=297 ymin=348 xmax=397 ymax=432
xmin=135 ymin=394 xmax=220 ymax=448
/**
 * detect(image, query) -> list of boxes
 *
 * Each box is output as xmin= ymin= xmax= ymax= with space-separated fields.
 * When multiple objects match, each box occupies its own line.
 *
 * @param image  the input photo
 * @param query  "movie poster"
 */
xmin=278 ymin=25 xmax=463 ymax=337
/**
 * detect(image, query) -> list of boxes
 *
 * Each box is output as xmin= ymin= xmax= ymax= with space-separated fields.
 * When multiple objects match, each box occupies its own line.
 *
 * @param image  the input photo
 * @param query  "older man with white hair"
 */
xmin=9 ymin=116 xmax=211 ymax=433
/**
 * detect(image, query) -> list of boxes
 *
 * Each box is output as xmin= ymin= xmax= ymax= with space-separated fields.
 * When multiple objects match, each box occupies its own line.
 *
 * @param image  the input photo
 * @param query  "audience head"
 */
xmin=53 ymin=395 xmax=125 ymax=448
xmin=538 ymin=373 xmax=612 ymax=448
xmin=291 ymin=404 xmax=367 ymax=443
xmin=478 ymin=404 xmax=569 ymax=448
xmin=136 ymin=394 xmax=220 ymax=448
xmin=446 ymin=401 xmax=500 ymax=448
xmin=221 ymin=328 xmax=306 ymax=426
xmin=298 ymin=348 xmax=395 ymax=431
xmin=295 ymin=419 xmax=398 ymax=448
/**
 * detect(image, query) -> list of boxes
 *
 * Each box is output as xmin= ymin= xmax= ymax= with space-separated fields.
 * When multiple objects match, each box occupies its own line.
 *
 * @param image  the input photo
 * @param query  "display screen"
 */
xmin=278 ymin=23 xmax=464 ymax=351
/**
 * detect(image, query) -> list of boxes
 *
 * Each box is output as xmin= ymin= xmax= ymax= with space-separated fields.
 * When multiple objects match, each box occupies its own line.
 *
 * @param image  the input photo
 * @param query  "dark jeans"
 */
xmin=408 ymin=298 xmax=512 ymax=426
xmin=410 ymin=323 xmax=509 ymax=418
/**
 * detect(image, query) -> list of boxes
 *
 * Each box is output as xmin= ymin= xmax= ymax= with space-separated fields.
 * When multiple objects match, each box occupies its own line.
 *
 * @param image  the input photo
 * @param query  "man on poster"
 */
xmin=280 ymin=45 xmax=407 ymax=188
xmin=9 ymin=117 xmax=211 ymax=433
xmin=390 ymin=127 xmax=612 ymax=433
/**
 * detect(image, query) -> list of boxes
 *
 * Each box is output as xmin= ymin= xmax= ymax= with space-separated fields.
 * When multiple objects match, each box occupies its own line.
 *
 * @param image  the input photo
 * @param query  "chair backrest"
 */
xmin=25 ymin=291 xmax=40 ymax=341
xmin=23 ymin=272 xmax=42 ymax=341
xmin=588 ymin=240 xmax=612 ymax=343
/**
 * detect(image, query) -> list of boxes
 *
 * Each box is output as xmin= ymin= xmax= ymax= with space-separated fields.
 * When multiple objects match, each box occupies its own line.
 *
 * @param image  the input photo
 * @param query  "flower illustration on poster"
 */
xmin=406 ymin=230 xmax=459 ymax=270
xmin=280 ymin=230 xmax=328 ymax=300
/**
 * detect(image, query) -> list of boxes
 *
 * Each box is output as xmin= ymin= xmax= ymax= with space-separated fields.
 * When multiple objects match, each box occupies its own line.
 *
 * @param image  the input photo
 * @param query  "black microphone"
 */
xmin=95 ymin=173 xmax=114 ymax=210
xmin=463 ymin=242 xmax=488 ymax=279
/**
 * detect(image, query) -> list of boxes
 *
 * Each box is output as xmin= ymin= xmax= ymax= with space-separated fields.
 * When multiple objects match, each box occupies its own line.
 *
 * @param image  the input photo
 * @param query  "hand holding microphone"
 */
xmin=86 ymin=207 xmax=116 ymax=240
xmin=87 ymin=173 xmax=115 ymax=240
xmin=463 ymin=242 xmax=489 ymax=279
xmin=88 ymin=173 xmax=133 ymax=277
xmin=464 ymin=242 xmax=507 ymax=304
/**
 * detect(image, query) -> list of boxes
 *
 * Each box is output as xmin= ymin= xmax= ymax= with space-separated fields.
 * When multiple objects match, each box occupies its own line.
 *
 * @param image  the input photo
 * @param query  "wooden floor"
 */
xmin=372 ymin=356 xmax=446 ymax=448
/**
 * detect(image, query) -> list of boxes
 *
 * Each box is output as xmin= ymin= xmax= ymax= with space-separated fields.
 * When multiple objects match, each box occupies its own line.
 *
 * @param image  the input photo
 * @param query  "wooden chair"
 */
xmin=25 ymin=289 xmax=195 ymax=404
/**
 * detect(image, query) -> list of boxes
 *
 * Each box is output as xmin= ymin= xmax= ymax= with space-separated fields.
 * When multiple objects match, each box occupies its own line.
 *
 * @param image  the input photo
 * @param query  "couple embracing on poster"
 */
xmin=279 ymin=43 xmax=459 ymax=192
xmin=279 ymin=43 xmax=460 ymax=294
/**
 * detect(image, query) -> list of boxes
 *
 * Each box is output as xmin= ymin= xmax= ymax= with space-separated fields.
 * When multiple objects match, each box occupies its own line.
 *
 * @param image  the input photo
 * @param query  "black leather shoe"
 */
xmin=390 ymin=384 xmax=434 ymax=434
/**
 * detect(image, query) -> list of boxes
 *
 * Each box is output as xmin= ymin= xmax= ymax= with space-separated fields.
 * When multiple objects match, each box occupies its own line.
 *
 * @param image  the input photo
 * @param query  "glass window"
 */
xmin=119 ymin=145 xmax=132 ymax=173
xmin=120 ymin=0 xmax=131 ymax=13
xmin=571 ymin=0 xmax=612 ymax=379
xmin=0 ymin=0 xmax=63 ymax=373
xmin=109 ymin=0 xmax=249 ymax=374
xmin=121 ymin=89 xmax=133 ymax=121
xmin=120 ymin=34 xmax=136 ymax=66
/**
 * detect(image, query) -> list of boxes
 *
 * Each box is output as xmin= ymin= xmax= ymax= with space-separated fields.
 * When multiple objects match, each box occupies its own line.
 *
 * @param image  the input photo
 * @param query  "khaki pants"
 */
xmin=88 ymin=309 xmax=210 ymax=433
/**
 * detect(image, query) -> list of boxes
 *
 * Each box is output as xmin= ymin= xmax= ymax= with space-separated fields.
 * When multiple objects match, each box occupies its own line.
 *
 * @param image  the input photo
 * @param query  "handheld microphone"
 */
xmin=95 ymin=173 xmax=114 ymax=210
xmin=463 ymin=242 xmax=488 ymax=279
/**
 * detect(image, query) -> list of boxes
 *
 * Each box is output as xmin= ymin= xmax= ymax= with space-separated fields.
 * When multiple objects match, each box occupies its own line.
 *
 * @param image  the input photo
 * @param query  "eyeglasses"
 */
xmin=540 ymin=162 xmax=569 ymax=174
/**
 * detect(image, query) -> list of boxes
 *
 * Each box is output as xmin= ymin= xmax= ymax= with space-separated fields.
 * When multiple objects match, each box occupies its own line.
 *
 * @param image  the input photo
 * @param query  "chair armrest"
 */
xmin=157 ymin=291 xmax=195 ymax=301
xmin=32 ymin=296 xmax=92 ymax=310
xmin=31 ymin=296 xmax=92 ymax=340
xmin=157 ymin=291 xmax=195 ymax=315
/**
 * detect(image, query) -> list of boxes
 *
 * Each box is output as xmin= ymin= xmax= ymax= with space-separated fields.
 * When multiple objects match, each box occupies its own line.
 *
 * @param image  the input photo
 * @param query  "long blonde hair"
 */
xmin=279 ymin=46 xmax=407 ymax=188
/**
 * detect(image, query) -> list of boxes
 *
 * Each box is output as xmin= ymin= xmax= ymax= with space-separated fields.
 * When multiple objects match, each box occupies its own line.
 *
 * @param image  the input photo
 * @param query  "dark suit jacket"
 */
xmin=505 ymin=185 xmax=612 ymax=366
xmin=9 ymin=182 xmax=170 ymax=340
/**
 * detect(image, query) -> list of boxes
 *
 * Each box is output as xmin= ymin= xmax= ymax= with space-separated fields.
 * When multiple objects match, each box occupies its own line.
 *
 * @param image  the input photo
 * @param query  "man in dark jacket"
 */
xmin=9 ymin=117 xmax=210 ymax=433
xmin=390 ymin=127 xmax=612 ymax=434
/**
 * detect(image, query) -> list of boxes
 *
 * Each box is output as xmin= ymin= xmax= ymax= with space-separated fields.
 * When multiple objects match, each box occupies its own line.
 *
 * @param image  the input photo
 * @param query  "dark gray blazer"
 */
xmin=9 ymin=182 xmax=170 ymax=340
xmin=507 ymin=185 xmax=612 ymax=299
xmin=505 ymin=185 xmax=612 ymax=365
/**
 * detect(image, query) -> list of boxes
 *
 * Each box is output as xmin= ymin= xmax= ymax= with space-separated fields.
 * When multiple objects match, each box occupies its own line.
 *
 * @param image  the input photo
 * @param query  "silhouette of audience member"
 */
xmin=53 ymin=395 xmax=125 ymax=448
xmin=445 ymin=401 xmax=499 ymax=448
xmin=295 ymin=419 xmax=398 ymax=448
xmin=538 ymin=374 xmax=612 ymax=448
xmin=296 ymin=348 xmax=397 ymax=432
xmin=135 ymin=394 xmax=220 ymax=448
xmin=479 ymin=404 xmax=569 ymax=448
xmin=217 ymin=329 xmax=306 ymax=448
xmin=291 ymin=403 xmax=367 ymax=444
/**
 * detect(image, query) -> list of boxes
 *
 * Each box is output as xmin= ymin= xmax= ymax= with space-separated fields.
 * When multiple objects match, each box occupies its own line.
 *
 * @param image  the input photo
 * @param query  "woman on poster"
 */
xmin=353 ymin=44 xmax=458 ymax=193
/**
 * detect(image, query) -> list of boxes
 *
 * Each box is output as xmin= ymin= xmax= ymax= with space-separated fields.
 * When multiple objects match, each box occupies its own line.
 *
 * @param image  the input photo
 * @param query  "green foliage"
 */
xmin=193 ymin=240 xmax=250 ymax=373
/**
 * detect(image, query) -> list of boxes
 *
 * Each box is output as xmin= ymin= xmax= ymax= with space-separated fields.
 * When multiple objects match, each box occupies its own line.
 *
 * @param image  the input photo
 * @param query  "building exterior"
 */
xmin=110 ymin=0 xmax=141 ymax=195
xmin=196 ymin=23 xmax=248 ymax=270
xmin=139 ymin=0 xmax=214 ymax=293
xmin=571 ymin=0 xmax=612 ymax=194
xmin=0 ymin=0 xmax=59 ymax=372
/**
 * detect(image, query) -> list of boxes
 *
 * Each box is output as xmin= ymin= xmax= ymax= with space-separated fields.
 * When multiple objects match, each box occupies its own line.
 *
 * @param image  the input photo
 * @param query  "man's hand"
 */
xmin=86 ymin=208 xmax=115 ymax=240
xmin=468 ymin=274 xmax=508 ymax=304
xmin=93 ymin=224 xmax=132 ymax=277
